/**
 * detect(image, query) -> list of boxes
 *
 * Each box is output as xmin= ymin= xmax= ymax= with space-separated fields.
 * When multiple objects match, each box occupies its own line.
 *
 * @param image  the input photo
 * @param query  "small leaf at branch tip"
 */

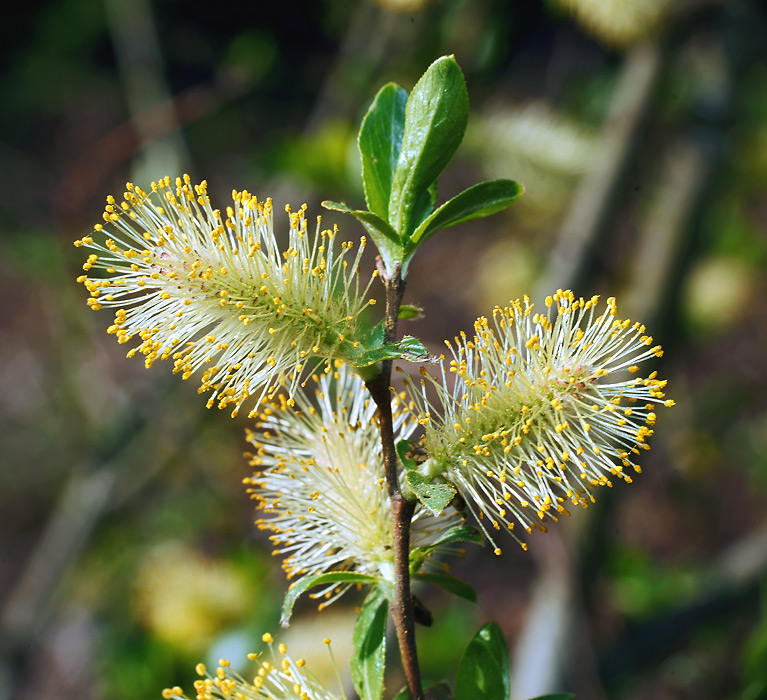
xmin=412 ymin=572 xmax=478 ymax=603
xmin=399 ymin=350 xmax=436 ymax=363
xmin=396 ymin=439 xmax=420 ymax=470
xmin=398 ymin=304 xmax=425 ymax=321
xmin=396 ymin=335 xmax=433 ymax=362
xmin=409 ymin=525 xmax=484 ymax=574
xmin=344 ymin=335 xmax=431 ymax=367
xmin=389 ymin=55 xmax=469 ymax=239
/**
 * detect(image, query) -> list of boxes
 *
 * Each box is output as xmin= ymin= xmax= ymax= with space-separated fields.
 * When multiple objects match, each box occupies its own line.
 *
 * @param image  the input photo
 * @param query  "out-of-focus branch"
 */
xmin=512 ymin=134 xmax=717 ymax=700
xmin=303 ymin=2 xmax=390 ymax=134
xmin=512 ymin=41 xmax=665 ymax=700
xmin=52 ymin=75 xmax=247 ymax=222
xmin=0 ymin=386 xmax=205 ymax=700
xmin=0 ymin=469 xmax=118 ymax=648
xmin=598 ymin=522 xmax=767 ymax=681
xmin=104 ymin=0 xmax=189 ymax=183
xmin=535 ymin=41 xmax=663 ymax=299
xmin=513 ymin=18 xmax=729 ymax=695
xmin=624 ymin=138 xmax=712 ymax=325
xmin=510 ymin=530 xmax=586 ymax=700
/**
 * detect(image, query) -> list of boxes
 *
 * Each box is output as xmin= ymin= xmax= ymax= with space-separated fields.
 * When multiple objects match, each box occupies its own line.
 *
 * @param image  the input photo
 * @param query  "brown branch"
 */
xmin=390 ymin=494 xmax=419 ymax=697
xmin=365 ymin=262 xmax=423 ymax=700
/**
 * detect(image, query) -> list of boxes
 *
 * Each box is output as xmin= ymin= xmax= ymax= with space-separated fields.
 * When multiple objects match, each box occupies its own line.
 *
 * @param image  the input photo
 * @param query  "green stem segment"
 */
xmin=365 ymin=263 xmax=423 ymax=700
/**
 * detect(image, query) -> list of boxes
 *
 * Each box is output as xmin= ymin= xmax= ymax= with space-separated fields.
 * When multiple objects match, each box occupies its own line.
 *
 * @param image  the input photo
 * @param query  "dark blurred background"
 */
xmin=1 ymin=1 xmax=767 ymax=699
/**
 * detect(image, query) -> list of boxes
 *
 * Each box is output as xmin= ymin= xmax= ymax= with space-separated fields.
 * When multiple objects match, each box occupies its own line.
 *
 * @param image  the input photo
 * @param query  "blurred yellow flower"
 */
xmin=471 ymin=103 xmax=597 ymax=223
xmin=556 ymin=0 xmax=670 ymax=47
xmin=133 ymin=542 xmax=250 ymax=651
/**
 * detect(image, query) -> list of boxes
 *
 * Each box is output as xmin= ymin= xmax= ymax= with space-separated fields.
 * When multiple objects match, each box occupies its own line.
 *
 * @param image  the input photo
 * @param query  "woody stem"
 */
xmin=365 ymin=262 xmax=423 ymax=700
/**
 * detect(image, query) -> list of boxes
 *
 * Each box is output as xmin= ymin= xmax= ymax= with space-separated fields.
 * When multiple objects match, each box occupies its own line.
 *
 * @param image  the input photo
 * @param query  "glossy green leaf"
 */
xmin=408 ymin=179 xmax=524 ymax=251
xmin=359 ymin=318 xmax=385 ymax=350
xmin=408 ymin=180 xmax=439 ymax=237
xmin=396 ymin=335 xmax=431 ymax=360
xmin=389 ymin=55 xmax=469 ymax=239
xmin=410 ymin=525 xmax=483 ymax=571
xmin=398 ymin=304 xmax=424 ymax=320
xmin=396 ymin=439 xmax=419 ymax=470
xmin=358 ymin=83 xmax=409 ymax=220
xmin=528 ymin=694 xmax=576 ymax=700
xmin=321 ymin=200 xmax=403 ymax=271
xmin=351 ymin=589 xmax=388 ymax=700
xmin=342 ymin=335 xmax=429 ymax=368
xmin=412 ymin=572 xmax=477 ymax=602
xmin=280 ymin=571 xmax=381 ymax=626
xmin=422 ymin=524 xmax=483 ymax=549
xmin=454 ymin=623 xmax=511 ymax=700
xmin=405 ymin=470 xmax=457 ymax=515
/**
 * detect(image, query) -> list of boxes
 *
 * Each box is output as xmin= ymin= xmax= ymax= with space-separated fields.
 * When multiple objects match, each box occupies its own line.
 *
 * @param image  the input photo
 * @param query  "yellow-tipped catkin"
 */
xmin=405 ymin=290 xmax=671 ymax=552
xmin=246 ymin=363 xmax=460 ymax=608
xmin=162 ymin=637 xmax=341 ymax=700
xmin=75 ymin=177 xmax=376 ymax=417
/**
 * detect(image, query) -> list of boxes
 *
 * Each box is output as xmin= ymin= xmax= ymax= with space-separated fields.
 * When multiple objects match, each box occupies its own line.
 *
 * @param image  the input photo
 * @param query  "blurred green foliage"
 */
xmin=607 ymin=547 xmax=701 ymax=619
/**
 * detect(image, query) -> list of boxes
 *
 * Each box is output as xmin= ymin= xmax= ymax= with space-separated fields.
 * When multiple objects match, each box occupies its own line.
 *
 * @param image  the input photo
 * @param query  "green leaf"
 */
xmin=405 ymin=470 xmax=457 ymax=515
xmin=280 ymin=572 xmax=381 ymax=626
xmin=389 ymin=55 xmax=469 ymax=239
xmin=412 ymin=572 xmax=477 ymax=602
xmin=358 ymin=83 xmax=409 ymax=220
xmin=409 ymin=180 xmax=439 ymax=236
xmin=396 ymin=439 xmax=419 ymax=470
xmin=408 ymin=179 xmax=524 ymax=251
xmin=359 ymin=318 xmax=385 ymax=350
xmin=424 ymin=524 xmax=484 ymax=550
xmin=454 ymin=623 xmax=510 ymax=700
xmin=396 ymin=335 xmax=431 ymax=361
xmin=342 ymin=335 xmax=430 ymax=368
xmin=351 ymin=589 xmax=388 ymax=700
xmin=321 ymin=200 xmax=403 ymax=272
xmin=409 ymin=524 xmax=483 ymax=573
xmin=398 ymin=304 xmax=424 ymax=320
xmin=527 ymin=694 xmax=576 ymax=700
xmin=410 ymin=524 xmax=483 ymax=567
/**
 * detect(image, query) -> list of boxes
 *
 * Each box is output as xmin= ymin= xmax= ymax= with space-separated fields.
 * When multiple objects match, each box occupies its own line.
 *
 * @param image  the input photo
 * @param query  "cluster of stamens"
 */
xmin=405 ymin=289 xmax=673 ymax=553
xmin=75 ymin=175 xmax=376 ymax=416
